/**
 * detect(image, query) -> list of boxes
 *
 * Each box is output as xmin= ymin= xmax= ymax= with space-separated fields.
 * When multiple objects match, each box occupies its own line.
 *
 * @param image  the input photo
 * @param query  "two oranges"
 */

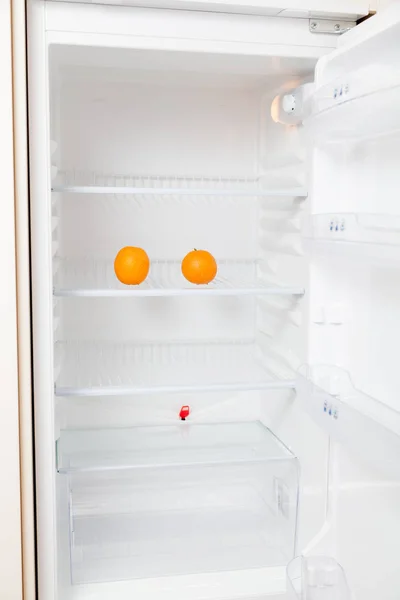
xmin=114 ymin=247 xmax=217 ymax=286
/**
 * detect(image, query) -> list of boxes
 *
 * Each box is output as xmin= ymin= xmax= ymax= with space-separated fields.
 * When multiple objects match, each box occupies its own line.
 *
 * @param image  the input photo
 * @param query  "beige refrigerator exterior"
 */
xmin=1 ymin=1 xmax=35 ymax=599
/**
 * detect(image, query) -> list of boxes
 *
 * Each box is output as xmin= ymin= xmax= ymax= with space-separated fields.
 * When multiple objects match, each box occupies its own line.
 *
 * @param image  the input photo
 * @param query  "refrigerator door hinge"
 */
xmin=309 ymin=19 xmax=356 ymax=35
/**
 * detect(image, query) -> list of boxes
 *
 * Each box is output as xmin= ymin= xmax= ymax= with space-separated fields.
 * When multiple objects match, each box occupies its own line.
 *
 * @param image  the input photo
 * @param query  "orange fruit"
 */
xmin=114 ymin=246 xmax=150 ymax=285
xmin=181 ymin=249 xmax=217 ymax=285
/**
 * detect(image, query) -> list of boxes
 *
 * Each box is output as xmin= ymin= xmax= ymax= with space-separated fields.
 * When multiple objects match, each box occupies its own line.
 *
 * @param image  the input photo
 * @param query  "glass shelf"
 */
xmin=58 ymin=422 xmax=299 ymax=584
xmin=52 ymin=172 xmax=307 ymax=198
xmin=53 ymin=259 xmax=305 ymax=298
xmin=305 ymin=213 xmax=400 ymax=263
xmin=296 ymin=365 xmax=400 ymax=479
xmin=54 ymin=340 xmax=297 ymax=397
xmin=56 ymin=421 xmax=295 ymax=473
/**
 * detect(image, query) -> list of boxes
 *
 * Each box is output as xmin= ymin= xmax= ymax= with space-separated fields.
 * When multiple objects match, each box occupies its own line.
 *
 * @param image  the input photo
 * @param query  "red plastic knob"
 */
xmin=179 ymin=405 xmax=190 ymax=420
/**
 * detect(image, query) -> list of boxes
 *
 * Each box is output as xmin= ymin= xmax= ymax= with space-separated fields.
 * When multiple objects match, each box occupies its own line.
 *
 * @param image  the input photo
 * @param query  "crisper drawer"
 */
xmin=57 ymin=422 xmax=299 ymax=585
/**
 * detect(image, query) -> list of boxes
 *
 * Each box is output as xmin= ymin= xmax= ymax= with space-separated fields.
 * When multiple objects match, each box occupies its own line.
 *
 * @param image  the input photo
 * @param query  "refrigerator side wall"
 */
xmin=27 ymin=2 xmax=57 ymax=599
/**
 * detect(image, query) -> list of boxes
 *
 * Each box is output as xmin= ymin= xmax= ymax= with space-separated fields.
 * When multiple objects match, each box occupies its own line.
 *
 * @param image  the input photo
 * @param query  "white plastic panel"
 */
xmin=44 ymin=3 xmax=340 ymax=58
xmin=335 ymin=480 xmax=400 ymax=600
xmin=44 ymin=0 xmax=369 ymax=20
xmin=55 ymin=77 xmax=265 ymax=179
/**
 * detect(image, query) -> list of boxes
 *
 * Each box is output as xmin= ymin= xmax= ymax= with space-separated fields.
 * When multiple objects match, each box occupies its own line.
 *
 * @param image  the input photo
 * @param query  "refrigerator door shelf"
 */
xmin=296 ymin=365 xmax=400 ymax=479
xmin=304 ymin=213 xmax=400 ymax=264
xmin=307 ymin=75 xmax=400 ymax=145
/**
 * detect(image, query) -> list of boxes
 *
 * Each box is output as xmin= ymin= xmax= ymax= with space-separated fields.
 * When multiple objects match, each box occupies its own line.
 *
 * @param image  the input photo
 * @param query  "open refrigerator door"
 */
xmin=296 ymin=3 xmax=400 ymax=598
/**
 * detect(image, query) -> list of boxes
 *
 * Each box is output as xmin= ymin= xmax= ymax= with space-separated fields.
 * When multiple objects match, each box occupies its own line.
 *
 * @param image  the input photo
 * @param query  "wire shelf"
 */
xmin=54 ymin=340 xmax=297 ymax=397
xmin=52 ymin=172 xmax=307 ymax=198
xmin=53 ymin=259 xmax=305 ymax=298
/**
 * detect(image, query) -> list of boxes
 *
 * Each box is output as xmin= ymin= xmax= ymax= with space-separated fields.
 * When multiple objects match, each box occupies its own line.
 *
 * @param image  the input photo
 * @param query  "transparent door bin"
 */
xmin=287 ymin=556 xmax=351 ymax=600
xmin=308 ymin=213 xmax=400 ymax=246
xmin=305 ymin=214 xmax=400 ymax=263
xmin=57 ymin=421 xmax=300 ymax=584
xmin=306 ymin=67 xmax=400 ymax=145
xmin=296 ymin=366 xmax=400 ymax=479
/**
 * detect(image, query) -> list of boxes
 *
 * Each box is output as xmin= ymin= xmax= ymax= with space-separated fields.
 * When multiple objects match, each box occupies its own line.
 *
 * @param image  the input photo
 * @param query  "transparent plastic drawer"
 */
xmin=57 ymin=421 xmax=299 ymax=584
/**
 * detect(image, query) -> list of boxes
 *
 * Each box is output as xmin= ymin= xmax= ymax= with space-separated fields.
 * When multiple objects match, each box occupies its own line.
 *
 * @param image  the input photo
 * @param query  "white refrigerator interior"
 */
xmin=28 ymin=2 xmax=400 ymax=600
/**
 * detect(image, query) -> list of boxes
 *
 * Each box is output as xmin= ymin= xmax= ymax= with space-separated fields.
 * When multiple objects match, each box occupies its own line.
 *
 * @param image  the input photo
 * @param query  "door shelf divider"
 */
xmin=54 ymin=340 xmax=297 ymax=397
xmin=53 ymin=258 xmax=305 ymax=298
xmin=296 ymin=365 xmax=400 ymax=479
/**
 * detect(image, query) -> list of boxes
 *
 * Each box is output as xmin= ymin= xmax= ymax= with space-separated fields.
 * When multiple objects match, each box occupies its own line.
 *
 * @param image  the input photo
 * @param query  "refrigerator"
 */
xmin=24 ymin=1 xmax=400 ymax=599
